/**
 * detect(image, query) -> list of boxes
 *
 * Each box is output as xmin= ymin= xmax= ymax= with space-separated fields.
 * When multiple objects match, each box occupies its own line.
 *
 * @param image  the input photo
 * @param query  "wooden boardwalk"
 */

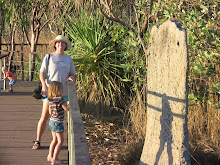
xmin=0 ymin=84 xmax=68 ymax=165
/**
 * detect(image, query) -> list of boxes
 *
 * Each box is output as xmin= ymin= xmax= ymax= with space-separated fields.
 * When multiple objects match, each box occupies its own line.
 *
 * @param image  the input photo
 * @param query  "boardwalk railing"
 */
xmin=67 ymin=81 xmax=91 ymax=165
xmin=0 ymin=45 xmax=49 ymax=92
xmin=0 ymin=48 xmax=49 ymax=81
xmin=1 ymin=49 xmax=91 ymax=164
xmin=0 ymin=53 xmax=9 ymax=93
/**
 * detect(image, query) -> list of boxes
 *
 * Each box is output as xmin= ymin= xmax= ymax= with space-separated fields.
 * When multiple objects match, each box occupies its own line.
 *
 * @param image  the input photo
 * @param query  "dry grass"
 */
xmin=77 ymin=74 xmax=220 ymax=164
xmin=188 ymin=98 xmax=220 ymax=164
xmin=127 ymin=88 xmax=147 ymax=140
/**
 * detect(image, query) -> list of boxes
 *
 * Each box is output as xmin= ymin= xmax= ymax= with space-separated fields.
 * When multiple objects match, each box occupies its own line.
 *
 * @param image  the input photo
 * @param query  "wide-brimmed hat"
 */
xmin=50 ymin=35 xmax=71 ymax=50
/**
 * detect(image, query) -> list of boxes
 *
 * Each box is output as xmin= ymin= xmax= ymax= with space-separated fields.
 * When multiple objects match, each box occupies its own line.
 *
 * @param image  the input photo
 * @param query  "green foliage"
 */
xmin=152 ymin=0 xmax=220 ymax=107
xmin=62 ymin=7 xmax=148 ymax=109
xmin=63 ymin=10 xmax=129 ymax=106
xmin=184 ymin=3 xmax=219 ymax=106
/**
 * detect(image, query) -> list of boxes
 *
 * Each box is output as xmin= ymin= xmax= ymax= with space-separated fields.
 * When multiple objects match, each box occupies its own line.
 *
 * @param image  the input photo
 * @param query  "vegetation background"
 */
xmin=0 ymin=0 xmax=219 ymax=164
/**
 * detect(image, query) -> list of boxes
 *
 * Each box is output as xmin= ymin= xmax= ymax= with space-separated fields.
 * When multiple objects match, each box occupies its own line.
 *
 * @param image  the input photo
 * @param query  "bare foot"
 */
xmin=47 ymin=155 xmax=52 ymax=161
xmin=51 ymin=159 xmax=64 ymax=164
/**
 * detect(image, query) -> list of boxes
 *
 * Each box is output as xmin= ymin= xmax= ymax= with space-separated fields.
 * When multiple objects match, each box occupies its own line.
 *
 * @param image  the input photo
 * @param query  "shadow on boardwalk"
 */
xmin=0 ymin=84 xmax=68 ymax=165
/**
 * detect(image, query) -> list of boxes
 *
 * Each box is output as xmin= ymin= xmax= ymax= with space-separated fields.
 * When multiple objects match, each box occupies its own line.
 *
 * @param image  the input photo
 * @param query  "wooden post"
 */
xmin=0 ymin=55 xmax=8 ymax=92
xmin=29 ymin=53 xmax=32 ymax=81
xmin=0 ymin=58 xmax=2 ymax=93
xmin=3 ymin=57 xmax=6 ymax=90
xmin=67 ymin=81 xmax=91 ymax=165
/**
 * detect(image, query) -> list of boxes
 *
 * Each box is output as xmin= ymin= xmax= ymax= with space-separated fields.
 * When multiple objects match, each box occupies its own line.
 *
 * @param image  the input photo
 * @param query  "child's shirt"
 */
xmin=4 ymin=71 xmax=16 ymax=80
xmin=49 ymin=96 xmax=65 ymax=122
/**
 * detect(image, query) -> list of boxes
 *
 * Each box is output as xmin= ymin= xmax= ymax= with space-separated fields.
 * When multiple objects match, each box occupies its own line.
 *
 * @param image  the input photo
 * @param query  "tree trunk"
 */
xmin=8 ymin=24 xmax=16 ymax=72
xmin=29 ymin=31 xmax=38 ymax=81
xmin=0 ymin=5 xmax=3 ymax=56
xmin=21 ymin=28 xmax=25 ymax=80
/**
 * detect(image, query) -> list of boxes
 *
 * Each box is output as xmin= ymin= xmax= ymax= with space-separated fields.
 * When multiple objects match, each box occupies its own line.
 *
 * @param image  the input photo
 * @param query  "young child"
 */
xmin=47 ymin=81 xmax=69 ymax=164
xmin=1 ymin=67 xmax=17 ymax=92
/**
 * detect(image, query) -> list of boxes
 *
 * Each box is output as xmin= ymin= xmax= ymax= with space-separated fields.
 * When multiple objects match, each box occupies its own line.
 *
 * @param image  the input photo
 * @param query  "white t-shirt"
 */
xmin=40 ymin=53 xmax=76 ymax=96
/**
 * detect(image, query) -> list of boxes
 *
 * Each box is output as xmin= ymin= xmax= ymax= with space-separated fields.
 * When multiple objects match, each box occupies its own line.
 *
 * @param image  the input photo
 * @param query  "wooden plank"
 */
xmin=0 ymin=86 xmax=68 ymax=165
xmin=67 ymin=81 xmax=91 ymax=165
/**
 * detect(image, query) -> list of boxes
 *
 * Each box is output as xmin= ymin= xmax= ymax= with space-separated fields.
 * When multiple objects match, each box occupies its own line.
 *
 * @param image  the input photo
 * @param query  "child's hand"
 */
xmin=62 ymin=102 xmax=70 ymax=111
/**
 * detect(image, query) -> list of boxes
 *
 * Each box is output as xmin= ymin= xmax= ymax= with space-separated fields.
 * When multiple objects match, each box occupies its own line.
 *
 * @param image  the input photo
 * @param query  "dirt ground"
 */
xmin=82 ymin=112 xmax=220 ymax=165
xmin=81 ymin=113 xmax=141 ymax=165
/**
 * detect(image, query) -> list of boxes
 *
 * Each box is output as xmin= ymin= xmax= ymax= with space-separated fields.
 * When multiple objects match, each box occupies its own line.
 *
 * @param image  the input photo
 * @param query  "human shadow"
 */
xmin=154 ymin=94 xmax=173 ymax=165
xmin=39 ymin=145 xmax=68 ymax=150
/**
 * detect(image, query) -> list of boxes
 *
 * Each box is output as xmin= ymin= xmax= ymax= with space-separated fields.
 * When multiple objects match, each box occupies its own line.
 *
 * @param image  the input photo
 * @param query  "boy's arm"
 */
xmin=62 ymin=101 xmax=70 ymax=111
xmin=1 ymin=77 xmax=6 ymax=81
xmin=1 ymin=74 xmax=7 ymax=81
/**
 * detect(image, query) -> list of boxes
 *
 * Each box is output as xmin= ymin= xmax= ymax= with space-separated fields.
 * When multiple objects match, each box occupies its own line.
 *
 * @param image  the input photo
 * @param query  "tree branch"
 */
xmin=93 ymin=0 xmax=135 ymax=32
xmin=39 ymin=18 xmax=50 ymax=32
xmin=141 ymin=0 xmax=154 ymax=35
xmin=22 ymin=26 xmax=30 ymax=46
xmin=132 ymin=1 xmax=148 ymax=55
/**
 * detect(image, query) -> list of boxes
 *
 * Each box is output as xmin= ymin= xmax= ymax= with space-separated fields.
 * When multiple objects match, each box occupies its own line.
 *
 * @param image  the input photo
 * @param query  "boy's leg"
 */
xmin=9 ymin=79 xmax=17 ymax=91
xmin=8 ymin=81 xmax=12 ymax=91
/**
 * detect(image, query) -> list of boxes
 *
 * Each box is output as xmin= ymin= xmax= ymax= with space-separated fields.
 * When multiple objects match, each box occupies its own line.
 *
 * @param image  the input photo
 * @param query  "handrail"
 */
xmin=0 ymin=54 xmax=9 ymax=93
xmin=67 ymin=81 xmax=91 ymax=165
xmin=0 ymin=54 xmax=9 ymax=59
xmin=0 ymin=49 xmax=49 ymax=55
xmin=0 ymin=46 xmax=49 ymax=81
xmin=0 ymin=56 xmax=2 ymax=93
xmin=0 ymin=43 xmax=48 ymax=46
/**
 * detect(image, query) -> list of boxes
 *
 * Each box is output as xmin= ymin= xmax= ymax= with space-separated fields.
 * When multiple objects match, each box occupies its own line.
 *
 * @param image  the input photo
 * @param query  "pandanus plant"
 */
xmin=63 ymin=11 xmax=128 ymax=107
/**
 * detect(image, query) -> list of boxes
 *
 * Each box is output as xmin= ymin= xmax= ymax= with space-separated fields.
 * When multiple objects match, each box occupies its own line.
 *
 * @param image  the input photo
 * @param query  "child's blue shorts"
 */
xmin=42 ymin=96 xmax=69 ymax=101
xmin=9 ymin=78 xmax=17 ymax=86
xmin=49 ymin=120 xmax=64 ymax=133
